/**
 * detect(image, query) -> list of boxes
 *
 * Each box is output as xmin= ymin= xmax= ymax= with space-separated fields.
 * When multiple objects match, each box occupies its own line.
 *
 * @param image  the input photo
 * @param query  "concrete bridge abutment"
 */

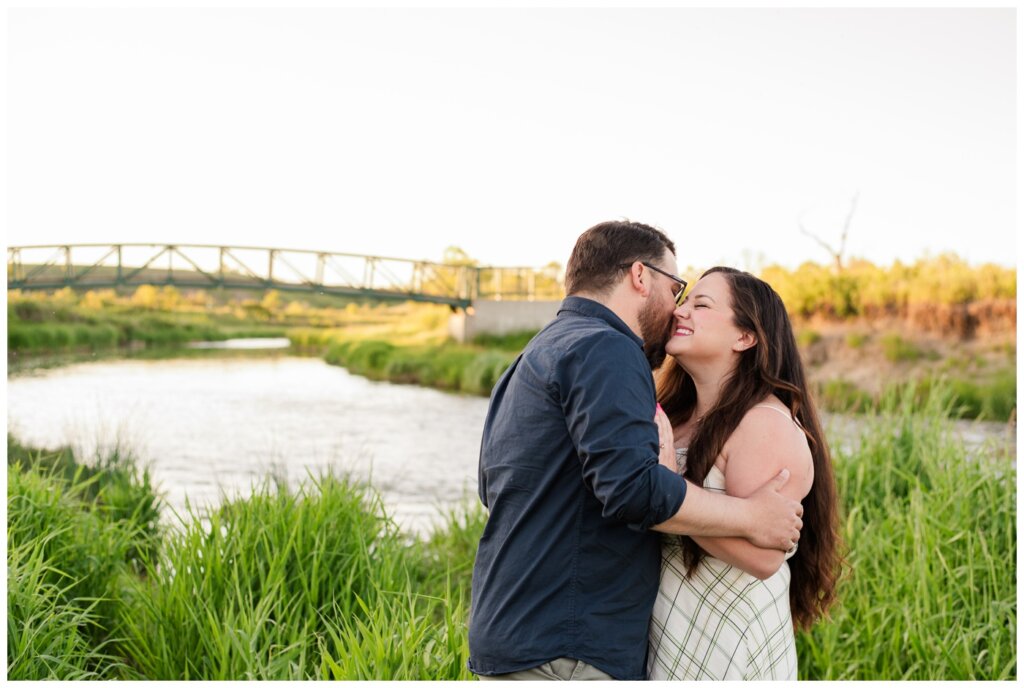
xmin=449 ymin=299 xmax=562 ymax=343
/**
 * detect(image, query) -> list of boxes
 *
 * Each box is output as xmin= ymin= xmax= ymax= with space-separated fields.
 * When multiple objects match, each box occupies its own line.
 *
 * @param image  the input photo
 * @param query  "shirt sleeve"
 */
xmin=556 ymin=332 xmax=687 ymax=530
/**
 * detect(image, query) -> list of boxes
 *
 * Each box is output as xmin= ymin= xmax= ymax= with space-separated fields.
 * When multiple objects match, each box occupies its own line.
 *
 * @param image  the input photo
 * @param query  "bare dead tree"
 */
xmin=799 ymin=192 xmax=860 ymax=274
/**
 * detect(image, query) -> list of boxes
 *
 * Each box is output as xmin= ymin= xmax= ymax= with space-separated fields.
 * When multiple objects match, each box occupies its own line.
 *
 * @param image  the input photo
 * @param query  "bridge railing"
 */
xmin=7 ymin=244 xmax=565 ymax=307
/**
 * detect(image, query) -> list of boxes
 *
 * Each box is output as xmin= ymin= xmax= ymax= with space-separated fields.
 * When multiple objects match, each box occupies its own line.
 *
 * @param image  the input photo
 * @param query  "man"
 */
xmin=467 ymin=221 xmax=804 ymax=681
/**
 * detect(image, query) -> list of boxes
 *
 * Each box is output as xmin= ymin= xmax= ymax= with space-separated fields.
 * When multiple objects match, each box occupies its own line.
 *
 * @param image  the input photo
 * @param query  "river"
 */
xmin=6 ymin=340 xmax=1016 ymax=535
xmin=7 ymin=342 xmax=487 ymax=535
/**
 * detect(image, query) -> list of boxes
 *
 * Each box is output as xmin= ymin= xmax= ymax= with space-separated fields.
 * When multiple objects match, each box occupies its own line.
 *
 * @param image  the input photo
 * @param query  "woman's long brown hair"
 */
xmin=655 ymin=266 xmax=843 ymax=629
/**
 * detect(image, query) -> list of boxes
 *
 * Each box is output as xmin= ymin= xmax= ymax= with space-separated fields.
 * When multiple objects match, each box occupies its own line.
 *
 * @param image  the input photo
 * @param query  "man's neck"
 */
xmin=572 ymin=288 xmax=642 ymax=339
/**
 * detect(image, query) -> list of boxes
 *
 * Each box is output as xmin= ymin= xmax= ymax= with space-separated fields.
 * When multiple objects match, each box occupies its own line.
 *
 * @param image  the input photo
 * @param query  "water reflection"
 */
xmin=187 ymin=337 xmax=291 ymax=350
xmin=7 ymin=356 xmax=487 ymax=536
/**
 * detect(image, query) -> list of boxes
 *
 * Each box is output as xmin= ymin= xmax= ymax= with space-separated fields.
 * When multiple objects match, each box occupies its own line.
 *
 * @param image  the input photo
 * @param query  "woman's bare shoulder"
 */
xmin=720 ymin=396 xmax=813 ymax=497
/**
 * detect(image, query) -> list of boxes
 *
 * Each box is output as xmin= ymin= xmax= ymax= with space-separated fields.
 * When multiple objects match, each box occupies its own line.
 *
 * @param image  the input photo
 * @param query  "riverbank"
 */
xmin=290 ymin=328 xmax=518 ymax=396
xmin=292 ymin=326 xmax=1018 ymax=422
xmin=8 ymin=290 xmax=286 ymax=355
xmin=6 ymin=285 xmax=437 ymax=357
xmin=6 ymin=383 xmax=1016 ymax=680
xmin=10 ymin=284 xmax=1016 ymax=421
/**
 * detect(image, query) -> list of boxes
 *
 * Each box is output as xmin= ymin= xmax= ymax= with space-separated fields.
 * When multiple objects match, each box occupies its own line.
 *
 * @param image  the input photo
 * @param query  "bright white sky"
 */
xmin=6 ymin=6 xmax=1018 ymax=271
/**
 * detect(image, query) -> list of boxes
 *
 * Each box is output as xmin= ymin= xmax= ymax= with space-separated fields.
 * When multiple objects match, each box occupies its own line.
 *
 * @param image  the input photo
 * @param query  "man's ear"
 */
xmin=733 ymin=330 xmax=757 ymax=352
xmin=627 ymin=262 xmax=651 ymax=297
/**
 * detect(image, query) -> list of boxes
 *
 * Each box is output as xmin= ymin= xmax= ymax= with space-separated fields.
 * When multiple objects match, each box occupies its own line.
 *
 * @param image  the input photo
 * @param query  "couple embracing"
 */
xmin=468 ymin=221 xmax=842 ymax=681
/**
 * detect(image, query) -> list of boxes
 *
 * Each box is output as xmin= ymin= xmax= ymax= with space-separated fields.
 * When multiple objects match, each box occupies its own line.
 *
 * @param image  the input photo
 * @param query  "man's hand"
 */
xmin=651 ymin=468 xmax=804 ymax=543
xmin=654 ymin=404 xmax=677 ymax=473
xmin=743 ymin=470 xmax=803 ymax=551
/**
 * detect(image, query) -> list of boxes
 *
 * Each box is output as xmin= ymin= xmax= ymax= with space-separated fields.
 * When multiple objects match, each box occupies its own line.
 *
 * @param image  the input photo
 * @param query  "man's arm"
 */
xmin=650 ymin=469 xmax=803 ymax=552
xmin=685 ymin=407 xmax=814 ymax=576
xmin=559 ymin=335 xmax=688 ymax=530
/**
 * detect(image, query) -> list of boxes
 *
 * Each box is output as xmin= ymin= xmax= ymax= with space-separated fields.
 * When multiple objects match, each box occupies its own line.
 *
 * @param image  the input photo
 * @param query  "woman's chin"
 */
xmin=665 ymin=339 xmax=691 ymax=358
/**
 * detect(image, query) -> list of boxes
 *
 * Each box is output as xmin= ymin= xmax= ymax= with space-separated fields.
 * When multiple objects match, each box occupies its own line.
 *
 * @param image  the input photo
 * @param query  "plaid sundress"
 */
xmin=647 ymin=450 xmax=798 ymax=680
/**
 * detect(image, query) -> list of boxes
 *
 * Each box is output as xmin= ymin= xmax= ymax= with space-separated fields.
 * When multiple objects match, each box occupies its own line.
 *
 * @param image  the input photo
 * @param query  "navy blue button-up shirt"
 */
xmin=467 ymin=296 xmax=688 ymax=680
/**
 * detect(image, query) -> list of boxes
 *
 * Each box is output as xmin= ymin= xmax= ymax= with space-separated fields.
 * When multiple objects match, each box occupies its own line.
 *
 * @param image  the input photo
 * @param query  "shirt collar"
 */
xmin=557 ymin=296 xmax=644 ymax=349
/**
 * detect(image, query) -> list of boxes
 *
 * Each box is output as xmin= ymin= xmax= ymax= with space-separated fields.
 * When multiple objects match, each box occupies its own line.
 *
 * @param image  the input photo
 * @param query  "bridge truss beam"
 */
xmin=7 ymin=244 xmax=564 ymax=307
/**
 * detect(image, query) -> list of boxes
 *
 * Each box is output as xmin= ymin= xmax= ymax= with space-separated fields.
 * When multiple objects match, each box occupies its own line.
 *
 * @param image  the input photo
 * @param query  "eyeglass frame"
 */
xmin=619 ymin=261 xmax=688 ymax=307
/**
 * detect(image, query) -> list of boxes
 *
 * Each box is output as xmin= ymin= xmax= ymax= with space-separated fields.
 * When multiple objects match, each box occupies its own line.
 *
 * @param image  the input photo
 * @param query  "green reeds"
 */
xmin=115 ymin=472 xmax=475 ymax=679
xmin=811 ymin=373 xmax=1017 ymax=422
xmin=796 ymin=383 xmax=1016 ymax=679
xmin=7 ymin=380 xmax=1015 ymax=679
xmin=322 ymin=338 xmax=517 ymax=396
xmin=317 ymin=586 xmax=473 ymax=680
xmin=6 ymin=463 xmax=146 ymax=678
xmin=8 ymin=296 xmax=282 ymax=355
xmin=7 ymin=534 xmax=126 ymax=680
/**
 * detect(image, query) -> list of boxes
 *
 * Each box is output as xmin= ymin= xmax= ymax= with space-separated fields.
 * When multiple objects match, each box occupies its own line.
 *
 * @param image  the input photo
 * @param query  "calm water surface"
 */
xmin=8 ymin=349 xmax=487 ymax=535
xmin=7 ymin=342 xmax=1015 ymax=534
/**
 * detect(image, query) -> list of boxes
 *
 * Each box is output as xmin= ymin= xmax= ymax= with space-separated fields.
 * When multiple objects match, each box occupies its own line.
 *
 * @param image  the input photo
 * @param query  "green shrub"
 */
xmin=844 ymin=332 xmax=868 ymax=349
xmin=471 ymin=330 xmax=538 ymax=351
xmin=288 ymin=328 xmax=337 ymax=349
xmin=383 ymin=347 xmax=429 ymax=383
xmin=815 ymin=379 xmax=874 ymax=413
xmin=419 ymin=347 xmax=476 ymax=390
xmin=321 ymin=336 xmax=515 ymax=396
xmin=345 ymin=340 xmax=397 ymax=374
xmin=880 ymin=333 xmax=921 ymax=362
xmin=8 ymin=324 xmax=36 ymax=350
xmin=11 ymin=298 xmax=46 ymax=322
xmin=917 ymin=372 xmax=1017 ymax=421
xmin=48 ymin=324 xmax=74 ymax=348
xmin=796 ymin=329 xmax=822 ymax=347
xmin=460 ymin=351 xmax=517 ymax=395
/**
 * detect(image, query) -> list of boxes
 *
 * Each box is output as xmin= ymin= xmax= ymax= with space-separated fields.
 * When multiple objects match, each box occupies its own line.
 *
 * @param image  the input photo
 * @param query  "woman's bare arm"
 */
xmin=692 ymin=406 xmax=814 ymax=579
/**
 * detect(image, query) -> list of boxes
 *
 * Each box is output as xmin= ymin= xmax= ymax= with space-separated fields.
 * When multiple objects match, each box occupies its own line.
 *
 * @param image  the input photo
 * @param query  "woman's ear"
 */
xmin=733 ymin=330 xmax=757 ymax=352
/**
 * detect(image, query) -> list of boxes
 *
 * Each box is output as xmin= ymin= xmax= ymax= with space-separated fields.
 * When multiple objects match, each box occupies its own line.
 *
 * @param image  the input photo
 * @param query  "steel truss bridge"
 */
xmin=7 ymin=244 xmax=563 ymax=309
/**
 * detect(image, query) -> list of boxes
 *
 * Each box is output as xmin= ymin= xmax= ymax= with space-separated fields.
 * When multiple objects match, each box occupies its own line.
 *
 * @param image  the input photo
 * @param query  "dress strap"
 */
xmin=751 ymin=404 xmax=802 ymax=428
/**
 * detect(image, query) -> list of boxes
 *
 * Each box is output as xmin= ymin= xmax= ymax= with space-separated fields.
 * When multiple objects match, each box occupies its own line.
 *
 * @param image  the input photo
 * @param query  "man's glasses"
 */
xmin=620 ymin=261 xmax=688 ymax=307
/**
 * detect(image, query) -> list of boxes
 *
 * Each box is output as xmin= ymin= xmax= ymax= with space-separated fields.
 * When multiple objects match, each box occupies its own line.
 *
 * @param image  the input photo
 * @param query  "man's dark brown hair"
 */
xmin=564 ymin=220 xmax=676 ymax=296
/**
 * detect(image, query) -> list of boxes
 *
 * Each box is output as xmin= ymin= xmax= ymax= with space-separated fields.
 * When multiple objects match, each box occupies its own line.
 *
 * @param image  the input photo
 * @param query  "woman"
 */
xmin=647 ymin=266 xmax=842 ymax=680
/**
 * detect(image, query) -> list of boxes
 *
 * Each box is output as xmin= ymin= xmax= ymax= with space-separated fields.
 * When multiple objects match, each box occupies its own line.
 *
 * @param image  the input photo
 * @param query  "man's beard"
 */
xmin=638 ymin=296 xmax=675 ymax=371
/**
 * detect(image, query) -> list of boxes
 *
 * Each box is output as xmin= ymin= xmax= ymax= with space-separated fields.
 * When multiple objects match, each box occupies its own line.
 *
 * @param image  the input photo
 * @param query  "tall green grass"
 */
xmin=116 ymin=471 xmax=482 ymax=680
xmin=6 ymin=455 xmax=155 ymax=679
xmin=7 ymin=382 xmax=1015 ymax=679
xmin=7 ymin=534 xmax=126 ymax=680
xmin=470 ymin=330 xmax=538 ymax=351
xmin=881 ymin=333 xmax=924 ymax=362
xmin=812 ymin=372 xmax=1016 ymax=422
xmin=6 ymin=441 xmax=482 ymax=680
xmin=318 ymin=338 xmax=517 ymax=396
xmin=796 ymin=384 xmax=1016 ymax=679
xmin=8 ymin=294 xmax=284 ymax=354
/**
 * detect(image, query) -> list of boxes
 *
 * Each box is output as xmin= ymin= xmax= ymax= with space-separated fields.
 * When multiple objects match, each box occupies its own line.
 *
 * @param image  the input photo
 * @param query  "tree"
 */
xmin=799 ymin=192 xmax=859 ymax=274
xmin=441 ymin=246 xmax=478 ymax=267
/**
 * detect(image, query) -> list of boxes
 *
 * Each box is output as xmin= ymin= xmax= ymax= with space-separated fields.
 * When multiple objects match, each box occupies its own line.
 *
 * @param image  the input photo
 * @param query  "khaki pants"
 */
xmin=477 ymin=657 xmax=615 ymax=681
